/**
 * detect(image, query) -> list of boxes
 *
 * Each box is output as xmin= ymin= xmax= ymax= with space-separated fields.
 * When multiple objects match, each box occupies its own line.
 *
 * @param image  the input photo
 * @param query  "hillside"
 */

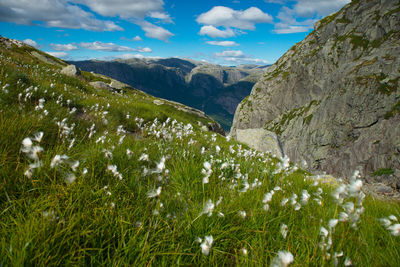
xmin=71 ymin=58 xmax=267 ymax=131
xmin=1 ymin=35 xmax=400 ymax=266
xmin=231 ymin=0 xmax=400 ymax=193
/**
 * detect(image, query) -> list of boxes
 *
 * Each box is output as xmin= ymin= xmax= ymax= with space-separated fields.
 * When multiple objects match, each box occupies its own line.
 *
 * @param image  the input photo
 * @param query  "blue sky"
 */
xmin=0 ymin=0 xmax=350 ymax=65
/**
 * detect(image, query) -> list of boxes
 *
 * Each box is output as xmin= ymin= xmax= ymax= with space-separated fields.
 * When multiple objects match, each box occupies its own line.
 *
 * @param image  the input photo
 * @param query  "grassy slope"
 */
xmin=0 ymin=42 xmax=399 ymax=266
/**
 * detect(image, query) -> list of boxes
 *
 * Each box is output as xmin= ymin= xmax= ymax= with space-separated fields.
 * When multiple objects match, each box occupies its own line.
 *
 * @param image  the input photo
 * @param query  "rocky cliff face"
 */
xmin=71 ymin=58 xmax=267 ymax=131
xmin=231 ymin=0 xmax=400 ymax=189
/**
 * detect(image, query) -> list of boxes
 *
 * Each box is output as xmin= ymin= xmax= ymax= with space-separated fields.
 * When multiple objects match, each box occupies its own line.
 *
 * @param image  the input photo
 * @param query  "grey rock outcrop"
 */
xmin=236 ymin=128 xmax=284 ymax=158
xmin=231 ymin=0 xmax=400 ymax=188
xmin=61 ymin=65 xmax=81 ymax=77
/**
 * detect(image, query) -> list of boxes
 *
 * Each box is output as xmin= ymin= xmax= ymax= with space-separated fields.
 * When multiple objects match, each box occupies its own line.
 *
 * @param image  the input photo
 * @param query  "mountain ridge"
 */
xmin=71 ymin=58 xmax=268 ymax=131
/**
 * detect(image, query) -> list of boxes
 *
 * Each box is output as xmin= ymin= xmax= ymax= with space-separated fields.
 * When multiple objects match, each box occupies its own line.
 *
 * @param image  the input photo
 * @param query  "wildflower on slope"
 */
xmin=263 ymin=191 xmax=274 ymax=203
xmin=33 ymin=132 xmax=43 ymax=143
xmin=201 ymin=199 xmax=215 ymax=217
xmin=139 ymin=153 xmax=149 ymax=161
xmin=147 ymin=186 xmax=162 ymax=198
xmin=388 ymin=224 xmax=400 ymax=236
xmin=238 ymin=210 xmax=247 ymax=219
xmin=280 ymin=198 xmax=288 ymax=206
xmin=328 ymin=219 xmax=339 ymax=229
xmin=65 ymin=173 xmax=76 ymax=184
xmin=202 ymin=161 xmax=212 ymax=184
xmin=153 ymin=156 xmax=166 ymax=174
xmin=126 ymin=149 xmax=133 ymax=159
xmin=280 ymin=224 xmax=288 ymax=239
xmin=301 ymin=190 xmax=310 ymax=204
xmin=107 ymin=164 xmax=123 ymax=180
xmin=349 ymin=179 xmax=363 ymax=196
xmin=271 ymin=251 xmax=294 ymax=267
xmin=50 ymin=154 xmax=69 ymax=168
xmin=21 ymin=138 xmax=34 ymax=151
xmin=200 ymin=235 xmax=213 ymax=256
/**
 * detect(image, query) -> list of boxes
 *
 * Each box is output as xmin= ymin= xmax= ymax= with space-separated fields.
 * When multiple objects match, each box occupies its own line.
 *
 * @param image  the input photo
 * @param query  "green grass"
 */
xmin=1 ymin=40 xmax=400 ymax=266
xmin=373 ymin=168 xmax=395 ymax=177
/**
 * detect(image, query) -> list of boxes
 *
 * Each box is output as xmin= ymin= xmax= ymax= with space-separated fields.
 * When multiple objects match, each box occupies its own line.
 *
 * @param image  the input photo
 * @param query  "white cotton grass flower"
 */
xmin=263 ymin=192 xmax=274 ymax=203
xmin=154 ymin=156 xmax=166 ymax=173
xmin=241 ymin=247 xmax=248 ymax=256
xmin=29 ymin=146 xmax=43 ymax=161
xmin=349 ymin=179 xmax=363 ymax=196
xmin=50 ymin=154 xmax=69 ymax=168
xmin=126 ymin=149 xmax=133 ymax=159
xmin=301 ymin=190 xmax=310 ymax=204
xmin=33 ymin=132 xmax=43 ymax=143
xmin=320 ymin=226 xmax=329 ymax=238
xmin=64 ymin=173 xmax=76 ymax=184
xmin=146 ymin=186 xmax=162 ymax=198
xmin=344 ymin=257 xmax=353 ymax=266
xmin=200 ymin=235 xmax=213 ymax=256
xmin=201 ymin=199 xmax=215 ymax=217
xmin=280 ymin=198 xmax=288 ymax=206
xmin=328 ymin=219 xmax=339 ymax=229
xmin=387 ymin=224 xmax=400 ymax=236
xmin=69 ymin=160 xmax=80 ymax=172
xmin=271 ymin=251 xmax=294 ymax=267
xmin=107 ymin=164 xmax=123 ymax=180
xmin=22 ymin=137 xmax=33 ymax=149
xmin=139 ymin=153 xmax=149 ymax=161
xmin=339 ymin=212 xmax=349 ymax=222
xmin=280 ymin=224 xmax=288 ymax=239
xmin=238 ymin=210 xmax=247 ymax=219
xmin=202 ymin=161 xmax=212 ymax=184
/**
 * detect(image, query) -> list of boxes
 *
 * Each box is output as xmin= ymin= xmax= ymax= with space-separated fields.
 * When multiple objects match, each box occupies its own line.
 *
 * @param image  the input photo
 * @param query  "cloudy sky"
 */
xmin=0 ymin=0 xmax=350 ymax=65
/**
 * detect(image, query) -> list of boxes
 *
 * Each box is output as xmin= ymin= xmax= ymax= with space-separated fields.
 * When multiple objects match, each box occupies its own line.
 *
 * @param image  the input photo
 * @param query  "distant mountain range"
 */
xmin=70 ymin=58 xmax=269 ymax=130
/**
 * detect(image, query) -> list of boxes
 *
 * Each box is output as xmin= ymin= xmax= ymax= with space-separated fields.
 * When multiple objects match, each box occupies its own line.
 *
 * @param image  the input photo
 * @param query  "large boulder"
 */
xmin=231 ymin=0 xmax=400 ymax=189
xmin=236 ymin=128 xmax=284 ymax=158
xmin=61 ymin=65 xmax=81 ymax=77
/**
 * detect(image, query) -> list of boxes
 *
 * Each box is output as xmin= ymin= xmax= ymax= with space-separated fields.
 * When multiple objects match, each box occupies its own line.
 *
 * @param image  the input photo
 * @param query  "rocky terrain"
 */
xmin=71 ymin=58 xmax=267 ymax=131
xmin=231 ymin=0 xmax=400 ymax=193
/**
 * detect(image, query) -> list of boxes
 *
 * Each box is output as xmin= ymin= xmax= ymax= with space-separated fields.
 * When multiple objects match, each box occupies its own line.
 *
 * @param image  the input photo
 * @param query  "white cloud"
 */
xmin=79 ymin=41 xmax=136 ymax=52
xmin=136 ymin=21 xmax=174 ymax=41
xmin=199 ymin=25 xmax=235 ymax=38
xmin=132 ymin=36 xmax=143 ymax=41
xmin=74 ymin=0 xmax=174 ymax=40
xmin=293 ymin=0 xmax=350 ymax=17
xmin=138 ymin=47 xmax=152 ymax=53
xmin=273 ymin=25 xmax=311 ymax=34
xmin=148 ymin=11 xmax=173 ymax=23
xmin=206 ymin=41 xmax=239 ymax=47
xmin=74 ymin=0 xmax=166 ymax=19
xmin=273 ymin=0 xmax=350 ymax=34
xmin=0 ymin=0 xmax=174 ymax=40
xmin=50 ymin=43 xmax=78 ymax=51
xmin=23 ymin=39 xmax=39 ymax=48
xmin=46 ymin=51 xmax=68 ymax=58
xmin=197 ymin=6 xmax=272 ymax=31
xmin=264 ymin=0 xmax=288 ymax=4
xmin=215 ymin=50 xmax=245 ymax=58
xmin=119 ymin=53 xmax=146 ymax=60
xmin=214 ymin=49 xmax=268 ymax=65
xmin=0 ymin=0 xmax=122 ymax=32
